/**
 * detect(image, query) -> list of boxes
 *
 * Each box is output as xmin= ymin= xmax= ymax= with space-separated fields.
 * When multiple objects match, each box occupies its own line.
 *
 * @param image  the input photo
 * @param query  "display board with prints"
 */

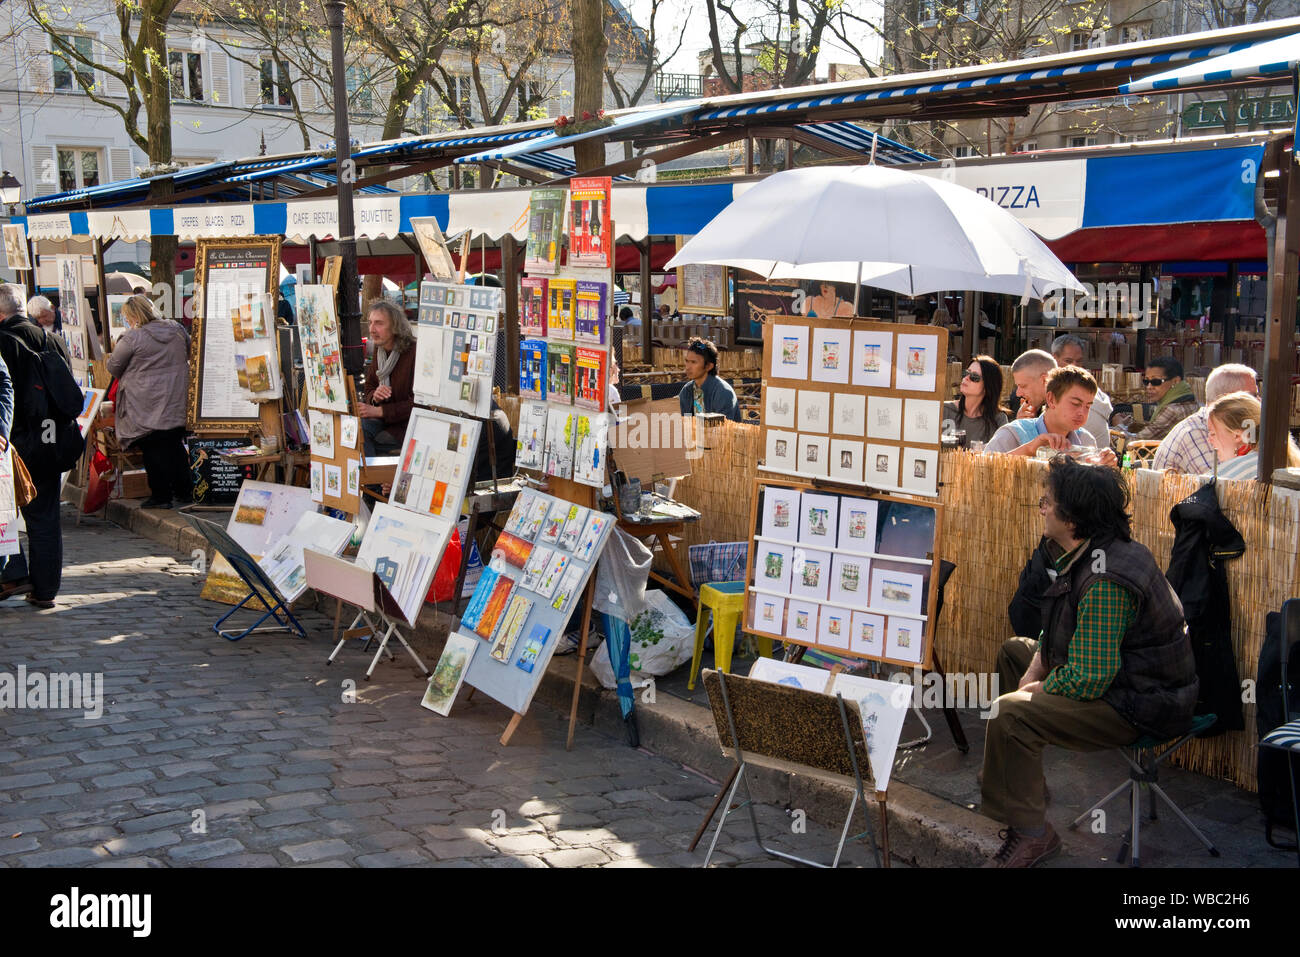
xmin=745 ymin=478 xmax=943 ymax=670
xmin=199 ymin=480 xmax=316 ymax=604
xmin=54 ymin=254 xmax=90 ymax=384
xmin=513 ymin=182 xmax=614 ymax=490
xmin=189 ymin=237 xmax=283 ymax=433
xmin=761 ymin=316 xmax=948 ymax=498
xmin=386 ymin=407 xmax=481 ymax=524
xmin=228 ymin=290 xmax=283 ymax=400
xmin=432 ymin=487 xmax=616 ymax=722
xmin=412 ymin=280 xmax=502 ymax=418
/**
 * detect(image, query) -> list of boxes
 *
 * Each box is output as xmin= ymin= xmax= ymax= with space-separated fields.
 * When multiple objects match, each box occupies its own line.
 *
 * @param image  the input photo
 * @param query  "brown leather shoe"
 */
xmin=0 ymin=579 xmax=32 ymax=600
xmin=983 ymin=823 xmax=1062 ymax=868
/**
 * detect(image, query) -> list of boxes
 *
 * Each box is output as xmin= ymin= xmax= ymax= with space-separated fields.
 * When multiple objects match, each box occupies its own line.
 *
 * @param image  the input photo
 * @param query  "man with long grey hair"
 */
xmin=357 ymin=298 xmax=416 ymax=456
xmin=1153 ymin=363 xmax=1259 ymax=473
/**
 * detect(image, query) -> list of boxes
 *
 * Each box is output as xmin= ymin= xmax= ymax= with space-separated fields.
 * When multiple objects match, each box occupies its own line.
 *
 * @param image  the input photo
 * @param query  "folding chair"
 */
xmin=182 ymin=515 xmax=307 ymax=642
xmin=1068 ymin=712 xmax=1220 ymax=867
xmin=1259 ymin=598 xmax=1300 ymax=867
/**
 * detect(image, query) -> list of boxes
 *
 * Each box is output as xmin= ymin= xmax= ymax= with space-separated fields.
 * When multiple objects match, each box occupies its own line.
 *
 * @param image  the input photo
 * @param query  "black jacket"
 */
xmin=1166 ymin=481 xmax=1245 ymax=736
xmin=1009 ymin=536 xmax=1058 ymax=639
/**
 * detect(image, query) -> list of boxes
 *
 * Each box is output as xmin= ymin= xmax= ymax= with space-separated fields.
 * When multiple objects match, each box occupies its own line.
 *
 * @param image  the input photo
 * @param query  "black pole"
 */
xmin=326 ymin=0 xmax=363 ymax=377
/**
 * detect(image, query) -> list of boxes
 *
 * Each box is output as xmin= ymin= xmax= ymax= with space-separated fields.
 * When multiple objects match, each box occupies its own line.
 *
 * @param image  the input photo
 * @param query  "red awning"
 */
xmin=1047 ymin=221 xmax=1266 ymax=264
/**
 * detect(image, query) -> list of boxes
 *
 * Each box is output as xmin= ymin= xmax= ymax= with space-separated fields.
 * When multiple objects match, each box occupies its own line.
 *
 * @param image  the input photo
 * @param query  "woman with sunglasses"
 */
xmin=942 ymin=355 xmax=1008 ymax=445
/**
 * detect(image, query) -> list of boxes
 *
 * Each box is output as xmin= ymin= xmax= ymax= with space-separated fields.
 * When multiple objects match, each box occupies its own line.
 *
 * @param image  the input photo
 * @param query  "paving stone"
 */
xmin=282 ymin=839 xmax=354 ymax=863
xmin=356 ymin=848 xmax=430 ymax=867
xmin=168 ymin=839 xmax=248 ymax=863
xmin=100 ymin=831 xmax=182 ymax=855
xmin=543 ymin=846 xmax=612 ymax=867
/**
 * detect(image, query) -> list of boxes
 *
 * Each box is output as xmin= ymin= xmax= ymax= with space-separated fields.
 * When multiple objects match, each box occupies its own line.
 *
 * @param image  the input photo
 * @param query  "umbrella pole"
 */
xmin=853 ymin=261 xmax=862 ymax=314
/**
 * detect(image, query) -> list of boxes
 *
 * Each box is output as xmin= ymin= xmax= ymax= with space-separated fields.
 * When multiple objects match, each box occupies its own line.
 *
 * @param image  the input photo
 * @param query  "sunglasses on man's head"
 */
xmin=1142 ymin=377 xmax=1168 ymax=387
xmin=961 ymin=370 xmax=982 ymax=383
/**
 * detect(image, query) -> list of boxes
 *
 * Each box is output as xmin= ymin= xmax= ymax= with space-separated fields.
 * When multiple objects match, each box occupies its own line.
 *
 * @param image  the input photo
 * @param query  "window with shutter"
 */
xmin=209 ymin=51 xmax=230 ymax=105
xmin=26 ymin=36 xmax=55 ymax=93
xmin=100 ymin=40 xmax=127 ymax=98
xmin=30 ymin=145 xmax=58 ymax=196
xmin=52 ymin=34 xmax=96 ymax=93
xmin=110 ymin=148 xmax=134 ymax=183
xmin=242 ymin=57 xmax=262 ymax=108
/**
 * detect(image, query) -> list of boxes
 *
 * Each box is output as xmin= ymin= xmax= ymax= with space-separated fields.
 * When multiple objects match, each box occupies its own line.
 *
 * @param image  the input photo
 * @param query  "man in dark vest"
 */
xmin=982 ymin=457 xmax=1197 ymax=867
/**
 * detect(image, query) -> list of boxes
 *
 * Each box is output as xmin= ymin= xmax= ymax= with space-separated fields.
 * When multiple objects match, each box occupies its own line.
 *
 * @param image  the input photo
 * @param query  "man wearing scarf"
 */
xmin=358 ymin=299 xmax=416 ymax=457
xmin=1133 ymin=357 xmax=1199 ymax=441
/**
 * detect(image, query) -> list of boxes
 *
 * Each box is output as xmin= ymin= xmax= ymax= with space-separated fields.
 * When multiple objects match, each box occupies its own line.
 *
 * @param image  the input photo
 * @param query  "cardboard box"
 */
xmin=610 ymin=396 xmax=694 ymax=484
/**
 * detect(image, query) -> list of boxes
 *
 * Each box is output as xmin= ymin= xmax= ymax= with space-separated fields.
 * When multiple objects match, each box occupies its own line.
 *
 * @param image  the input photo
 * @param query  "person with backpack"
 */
xmin=0 ymin=283 xmax=85 ymax=608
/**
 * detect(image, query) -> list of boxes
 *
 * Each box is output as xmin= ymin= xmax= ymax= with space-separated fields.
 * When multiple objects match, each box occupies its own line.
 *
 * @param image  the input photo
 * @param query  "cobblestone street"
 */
xmin=0 ymin=513 xmax=875 ymax=868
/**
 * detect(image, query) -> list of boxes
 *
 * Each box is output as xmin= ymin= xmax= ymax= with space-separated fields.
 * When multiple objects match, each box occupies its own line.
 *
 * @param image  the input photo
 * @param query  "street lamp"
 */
xmin=324 ymin=0 xmax=363 ymax=377
xmin=0 ymin=171 xmax=21 ymax=214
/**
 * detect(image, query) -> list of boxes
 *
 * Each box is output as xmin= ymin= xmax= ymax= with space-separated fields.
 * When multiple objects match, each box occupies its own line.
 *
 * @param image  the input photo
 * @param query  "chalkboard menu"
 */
xmin=189 ymin=437 xmax=256 ymax=505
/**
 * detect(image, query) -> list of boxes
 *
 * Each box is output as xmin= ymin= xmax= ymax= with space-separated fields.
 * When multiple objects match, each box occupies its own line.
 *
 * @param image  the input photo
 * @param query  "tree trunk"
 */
xmin=141 ymin=8 xmax=177 ymax=312
xmin=571 ymin=0 xmax=607 ymax=174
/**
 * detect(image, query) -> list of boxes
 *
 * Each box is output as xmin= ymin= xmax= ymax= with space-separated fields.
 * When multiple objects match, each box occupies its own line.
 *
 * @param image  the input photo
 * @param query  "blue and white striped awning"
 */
xmin=454 ymin=102 xmax=699 ymax=164
xmin=697 ymin=37 xmax=1280 ymax=121
xmin=797 ymin=122 xmax=934 ymax=164
xmin=1121 ymin=32 xmax=1300 ymax=93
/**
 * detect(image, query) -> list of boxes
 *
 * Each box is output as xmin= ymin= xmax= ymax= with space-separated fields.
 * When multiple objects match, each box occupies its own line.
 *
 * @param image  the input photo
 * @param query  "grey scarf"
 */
xmin=375 ymin=345 xmax=401 ymax=388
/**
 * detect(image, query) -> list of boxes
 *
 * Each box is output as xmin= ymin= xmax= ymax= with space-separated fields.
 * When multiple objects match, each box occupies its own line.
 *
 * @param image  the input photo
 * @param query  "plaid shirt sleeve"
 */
xmin=1135 ymin=401 xmax=1195 ymax=440
xmin=1042 ymin=580 xmax=1136 ymax=700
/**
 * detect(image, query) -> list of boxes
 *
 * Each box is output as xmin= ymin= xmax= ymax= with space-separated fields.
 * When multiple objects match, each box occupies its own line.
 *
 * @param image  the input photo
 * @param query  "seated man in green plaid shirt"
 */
xmin=981 ymin=458 xmax=1198 ymax=868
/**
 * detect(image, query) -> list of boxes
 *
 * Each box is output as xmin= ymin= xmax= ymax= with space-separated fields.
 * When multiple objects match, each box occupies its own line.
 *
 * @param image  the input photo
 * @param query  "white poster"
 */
xmin=895 ymin=333 xmax=940 ymax=394
xmin=770 ymin=324 xmax=809 ymax=380
xmin=852 ymin=329 xmax=894 ymax=389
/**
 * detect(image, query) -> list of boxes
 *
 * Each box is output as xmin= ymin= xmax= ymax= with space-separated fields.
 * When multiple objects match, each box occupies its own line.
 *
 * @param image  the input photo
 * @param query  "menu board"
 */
xmin=189 ymin=438 xmax=258 ymax=505
xmin=189 ymin=237 xmax=282 ymax=432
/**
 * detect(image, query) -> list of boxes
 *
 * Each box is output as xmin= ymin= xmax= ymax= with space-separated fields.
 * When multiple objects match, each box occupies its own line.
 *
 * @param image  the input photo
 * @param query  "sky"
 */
xmin=624 ymin=0 xmax=887 ymax=79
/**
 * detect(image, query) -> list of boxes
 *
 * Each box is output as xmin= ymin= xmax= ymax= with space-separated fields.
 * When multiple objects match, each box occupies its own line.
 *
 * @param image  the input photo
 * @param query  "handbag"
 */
xmin=10 ymin=447 xmax=36 ymax=508
xmin=688 ymin=539 xmax=749 ymax=586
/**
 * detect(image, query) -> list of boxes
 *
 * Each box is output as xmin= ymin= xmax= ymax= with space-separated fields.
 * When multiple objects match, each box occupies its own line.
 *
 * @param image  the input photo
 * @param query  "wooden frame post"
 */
xmin=503 ymin=233 xmax=521 ymax=394
xmin=639 ymin=237 xmax=653 ymax=357
xmin=1260 ymin=141 xmax=1300 ymax=480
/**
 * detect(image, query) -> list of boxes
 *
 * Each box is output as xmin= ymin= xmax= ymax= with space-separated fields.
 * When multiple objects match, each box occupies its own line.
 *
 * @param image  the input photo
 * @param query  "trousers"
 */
xmin=980 ymin=636 xmax=1138 ymax=829
xmin=19 ymin=470 xmax=64 ymax=601
xmin=135 ymin=427 xmax=191 ymax=503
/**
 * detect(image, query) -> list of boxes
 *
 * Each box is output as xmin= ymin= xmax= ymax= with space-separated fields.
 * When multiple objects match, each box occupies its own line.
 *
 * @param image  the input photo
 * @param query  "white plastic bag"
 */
xmin=590 ymin=588 xmax=695 ymax=688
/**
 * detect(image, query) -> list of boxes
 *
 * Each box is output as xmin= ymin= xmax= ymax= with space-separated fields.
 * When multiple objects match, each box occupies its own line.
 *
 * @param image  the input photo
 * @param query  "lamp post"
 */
xmin=324 ymin=0 xmax=363 ymax=377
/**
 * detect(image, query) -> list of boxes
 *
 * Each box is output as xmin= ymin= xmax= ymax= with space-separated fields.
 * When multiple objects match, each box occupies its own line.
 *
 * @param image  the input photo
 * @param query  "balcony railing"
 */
xmin=656 ymin=72 xmax=704 ymax=101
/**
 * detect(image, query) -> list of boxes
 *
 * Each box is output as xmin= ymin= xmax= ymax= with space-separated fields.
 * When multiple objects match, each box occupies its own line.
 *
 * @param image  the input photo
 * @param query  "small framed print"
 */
xmin=797 ymin=390 xmax=830 ymax=434
xmin=829 ymin=554 xmax=869 ymax=606
xmin=867 ymin=395 xmax=903 ymax=441
xmin=765 ymin=386 xmax=797 ymax=429
xmin=761 ymin=485 xmax=800 ymax=542
xmin=870 ymin=567 xmax=925 ymax=617
xmin=832 ymin=392 xmax=866 ymax=437
xmin=753 ymin=595 xmax=786 ymax=633
xmin=765 ymin=429 xmax=798 ymax=472
xmin=895 ymin=333 xmax=940 ymax=393
xmin=830 ymin=439 xmax=864 ymax=484
xmin=850 ymin=610 xmax=887 ymax=659
xmin=817 ymin=605 xmax=851 ymax=650
xmin=903 ymin=398 xmax=942 ymax=445
xmin=837 ymin=497 xmax=878 ymax=554
xmin=901 ymin=447 xmax=939 ymax=497
xmin=771 ymin=324 xmax=809 ymax=380
xmin=866 ymin=443 xmax=898 ymax=489
xmin=790 ymin=547 xmax=832 ymax=601
xmin=886 ymin=616 xmax=925 ymax=664
xmin=755 ymin=542 xmax=793 ymax=594
xmin=799 ymin=492 xmax=839 ymax=544
xmin=797 ymin=435 xmax=829 ymax=477
xmin=853 ymin=329 xmax=894 ymax=389
xmin=786 ymin=599 xmax=819 ymax=644
xmin=811 ymin=327 xmax=851 ymax=385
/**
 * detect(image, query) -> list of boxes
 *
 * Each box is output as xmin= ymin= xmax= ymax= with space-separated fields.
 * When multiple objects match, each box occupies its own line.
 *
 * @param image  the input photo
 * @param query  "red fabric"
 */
xmin=426 ymin=527 xmax=462 ymax=604
xmin=1047 ymin=221 xmax=1267 ymax=264
xmin=82 ymin=450 xmax=112 ymax=514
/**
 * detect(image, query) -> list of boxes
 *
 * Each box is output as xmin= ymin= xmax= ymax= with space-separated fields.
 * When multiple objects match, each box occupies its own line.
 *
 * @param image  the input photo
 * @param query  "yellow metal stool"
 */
xmin=689 ymin=581 xmax=772 ymax=690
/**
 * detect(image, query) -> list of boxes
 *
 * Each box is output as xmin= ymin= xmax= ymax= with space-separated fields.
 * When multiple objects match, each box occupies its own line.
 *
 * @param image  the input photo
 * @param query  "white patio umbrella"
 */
xmin=666 ymin=164 xmax=1084 ymax=301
